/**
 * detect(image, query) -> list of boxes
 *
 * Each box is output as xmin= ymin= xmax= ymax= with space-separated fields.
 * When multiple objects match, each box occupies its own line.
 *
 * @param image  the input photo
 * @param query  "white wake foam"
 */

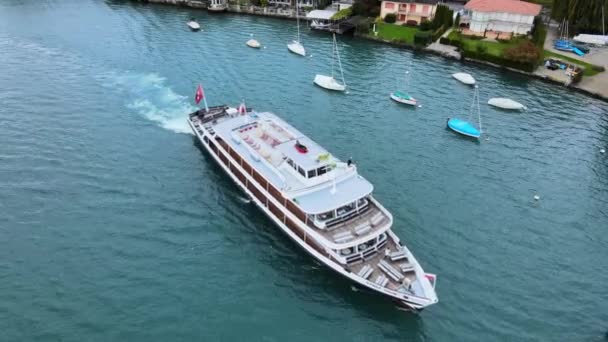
xmin=100 ymin=72 xmax=195 ymax=134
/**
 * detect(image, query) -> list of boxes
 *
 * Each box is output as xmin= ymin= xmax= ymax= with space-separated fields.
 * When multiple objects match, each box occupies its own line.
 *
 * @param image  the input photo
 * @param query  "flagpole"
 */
xmin=203 ymin=95 xmax=209 ymax=113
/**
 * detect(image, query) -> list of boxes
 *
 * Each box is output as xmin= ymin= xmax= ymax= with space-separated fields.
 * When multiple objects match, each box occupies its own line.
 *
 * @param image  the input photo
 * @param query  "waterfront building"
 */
xmin=380 ymin=0 xmax=440 ymax=26
xmin=460 ymin=0 xmax=542 ymax=35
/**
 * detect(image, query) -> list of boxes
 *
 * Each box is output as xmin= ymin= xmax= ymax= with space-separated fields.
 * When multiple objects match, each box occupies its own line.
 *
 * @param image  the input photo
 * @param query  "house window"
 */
xmin=410 ymin=4 xmax=416 ymax=12
xmin=399 ymin=4 xmax=407 ymax=11
xmin=422 ymin=5 xmax=428 ymax=14
xmin=399 ymin=14 xmax=406 ymax=22
xmin=384 ymin=2 xmax=394 ymax=9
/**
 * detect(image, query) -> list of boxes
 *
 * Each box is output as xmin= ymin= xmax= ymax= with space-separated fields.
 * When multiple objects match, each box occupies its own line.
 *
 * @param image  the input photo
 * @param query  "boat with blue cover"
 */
xmin=447 ymin=85 xmax=482 ymax=139
xmin=447 ymin=118 xmax=481 ymax=138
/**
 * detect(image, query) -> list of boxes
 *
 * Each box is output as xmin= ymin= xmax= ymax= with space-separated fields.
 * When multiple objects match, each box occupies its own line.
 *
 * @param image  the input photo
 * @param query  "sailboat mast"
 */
xmin=296 ymin=0 xmax=300 ymax=41
xmin=334 ymin=34 xmax=346 ymax=86
xmin=476 ymin=86 xmax=482 ymax=133
xmin=331 ymin=34 xmax=335 ymax=78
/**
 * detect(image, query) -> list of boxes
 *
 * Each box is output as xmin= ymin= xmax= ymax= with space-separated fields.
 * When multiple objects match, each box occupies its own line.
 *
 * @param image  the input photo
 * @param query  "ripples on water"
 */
xmin=1 ymin=1 xmax=607 ymax=341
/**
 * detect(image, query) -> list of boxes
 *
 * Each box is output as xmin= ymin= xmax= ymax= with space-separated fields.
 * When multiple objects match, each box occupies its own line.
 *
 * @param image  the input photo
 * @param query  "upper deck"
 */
xmin=201 ymin=108 xmax=374 ymax=215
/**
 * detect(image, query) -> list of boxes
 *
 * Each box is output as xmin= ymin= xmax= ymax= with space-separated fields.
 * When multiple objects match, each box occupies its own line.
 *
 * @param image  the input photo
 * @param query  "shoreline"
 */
xmin=357 ymin=33 xmax=608 ymax=102
xmin=141 ymin=0 xmax=607 ymax=102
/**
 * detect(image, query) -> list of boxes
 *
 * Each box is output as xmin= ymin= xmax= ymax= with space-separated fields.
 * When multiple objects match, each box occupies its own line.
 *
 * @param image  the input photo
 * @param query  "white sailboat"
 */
xmin=452 ymin=72 xmax=476 ymax=85
xmin=314 ymin=34 xmax=346 ymax=92
xmin=488 ymin=97 xmax=526 ymax=110
xmin=187 ymin=18 xmax=201 ymax=31
xmin=287 ymin=2 xmax=306 ymax=56
xmin=246 ymin=33 xmax=261 ymax=48
xmin=390 ymin=65 xmax=417 ymax=106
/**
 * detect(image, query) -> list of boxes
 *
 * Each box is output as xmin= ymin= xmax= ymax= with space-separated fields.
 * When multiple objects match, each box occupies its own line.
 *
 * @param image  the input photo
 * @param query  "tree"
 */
xmin=352 ymin=0 xmax=381 ymax=17
xmin=552 ymin=0 xmax=608 ymax=34
xmin=455 ymin=13 xmax=460 ymax=27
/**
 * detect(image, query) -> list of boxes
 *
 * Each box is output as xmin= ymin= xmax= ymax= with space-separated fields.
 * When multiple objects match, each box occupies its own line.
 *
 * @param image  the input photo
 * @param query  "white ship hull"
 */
xmin=187 ymin=108 xmax=438 ymax=311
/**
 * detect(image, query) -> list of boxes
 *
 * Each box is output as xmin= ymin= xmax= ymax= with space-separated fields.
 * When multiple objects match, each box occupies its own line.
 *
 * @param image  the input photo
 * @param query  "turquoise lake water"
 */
xmin=1 ymin=1 xmax=607 ymax=340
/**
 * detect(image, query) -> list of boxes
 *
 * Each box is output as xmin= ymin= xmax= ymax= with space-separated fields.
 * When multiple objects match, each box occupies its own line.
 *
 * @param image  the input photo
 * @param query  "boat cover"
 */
xmin=448 ymin=118 xmax=480 ymax=138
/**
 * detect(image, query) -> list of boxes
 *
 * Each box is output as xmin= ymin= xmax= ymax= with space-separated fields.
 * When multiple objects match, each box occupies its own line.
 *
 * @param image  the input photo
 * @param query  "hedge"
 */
xmin=414 ymin=30 xmax=433 ymax=46
xmin=462 ymin=49 xmax=538 ymax=72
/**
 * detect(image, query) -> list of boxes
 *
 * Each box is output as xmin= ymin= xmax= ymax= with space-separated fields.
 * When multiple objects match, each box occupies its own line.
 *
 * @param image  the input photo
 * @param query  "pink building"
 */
xmin=380 ymin=0 xmax=440 ymax=25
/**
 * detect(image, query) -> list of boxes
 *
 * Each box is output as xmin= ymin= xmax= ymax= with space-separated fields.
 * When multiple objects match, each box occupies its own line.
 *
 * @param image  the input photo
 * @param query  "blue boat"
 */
xmin=447 ymin=85 xmax=482 ymax=139
xmin=447 ymin=118 xmax=481 ymax=138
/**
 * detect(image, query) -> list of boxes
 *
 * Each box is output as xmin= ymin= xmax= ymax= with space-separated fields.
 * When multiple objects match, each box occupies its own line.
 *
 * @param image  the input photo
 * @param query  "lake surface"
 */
xmin=1 ymin=1 xmax=607 ymax=341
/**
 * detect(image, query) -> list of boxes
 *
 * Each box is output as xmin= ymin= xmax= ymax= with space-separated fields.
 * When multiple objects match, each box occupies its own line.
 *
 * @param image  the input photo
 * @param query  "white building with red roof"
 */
xmin=462 ymin=0 xmax=542 ymax=35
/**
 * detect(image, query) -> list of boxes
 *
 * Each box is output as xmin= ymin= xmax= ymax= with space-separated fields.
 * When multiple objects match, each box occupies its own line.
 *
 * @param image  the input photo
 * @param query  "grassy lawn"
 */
xmin=543 ymin=50 xmax=603 ymax=76
xmin=461 ymin=39 xmax=520 ymax=57
xmin=374 ymin=23 xmax=418 ymax=44
xmin=448 ymin=31 xmax=521 ymax=57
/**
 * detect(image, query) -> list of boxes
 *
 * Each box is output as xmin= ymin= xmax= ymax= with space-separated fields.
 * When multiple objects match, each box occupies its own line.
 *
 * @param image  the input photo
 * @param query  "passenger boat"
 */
xmin=187 ymin=105 xmax=439 ymax=311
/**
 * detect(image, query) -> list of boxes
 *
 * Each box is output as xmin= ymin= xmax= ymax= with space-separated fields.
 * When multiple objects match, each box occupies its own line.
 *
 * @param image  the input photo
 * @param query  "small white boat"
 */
xmin=187 ymin=19 xmax=201 ymax=31
xmin=246 ymin=37 xmax=261 ymax=49
xmin=314 ymin=75 xmax=346 ymax=91
xmin=288 ymin=40 xmax=306 ymax=56
xmin=287 ymin=2 xmax=306 ymax=56
xmin=452 ymin=72 xmax=476 ymax=85
xmin=390 ymin=68 xmax=417 ymax=106
xmin=314 ymin=34 xmax=346 ymax=92
xmin=488 ymin=98 xmax=526 ymax=110
xmin=390 ymin=91 xmax=417 ymax=106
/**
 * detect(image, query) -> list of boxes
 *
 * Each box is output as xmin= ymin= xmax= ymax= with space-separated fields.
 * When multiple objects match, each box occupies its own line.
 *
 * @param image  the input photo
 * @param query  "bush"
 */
xmin=476 ymin=43 xmax=488 ymax=54
xmin=384 ymin=13 xmax=396 ymax=24
xmin=454 ymin=13 xmax=460 ymax=27
xmin=419 ymin=20 xmax=432 ymax=31
xmin=414 ymin=30 xmax=433 ymax=46
xmin=405 ymin=20 xmax=418 ymax=26
xmin=504 ymin=40 xmax=542 ymax=64
xmin=331 ymin=6 xmax=353 ymax=20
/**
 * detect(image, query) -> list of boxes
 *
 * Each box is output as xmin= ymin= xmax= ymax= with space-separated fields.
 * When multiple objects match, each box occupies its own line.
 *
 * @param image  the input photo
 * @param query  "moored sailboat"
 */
xmin=390 ymin=67 xmax=417 ymax=106
xmin=447 ymin=85 xmax=482 ymax=139
xmin=314 ymin=33 xmax=346 ymax=92
xmin=287 ymin=2 xmax=306 ymax=56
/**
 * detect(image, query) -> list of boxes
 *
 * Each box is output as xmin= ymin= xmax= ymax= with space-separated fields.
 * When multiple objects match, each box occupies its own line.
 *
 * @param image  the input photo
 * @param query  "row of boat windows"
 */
xmin=286 ymin=158 xmax=331 ymax=179
xmin=315 ymin=197 xmax=369 ymax=222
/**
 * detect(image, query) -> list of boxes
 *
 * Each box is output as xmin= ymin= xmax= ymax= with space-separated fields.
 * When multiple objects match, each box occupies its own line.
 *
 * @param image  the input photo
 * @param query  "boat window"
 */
xmin=336 ymin=202 xmax=356 ymax=216
xmin=297 ymin=166 xmax=305 ymax=177
xmin=317 ymin=165 xmax=327 ymax=176
xmin=317 ymin=211 xmax=334 ymax=221
xmin=356 ymin=197 xmax=367 ymax=207
xmin=307 ymin=169 xmax=316 ymax=178
xmin=287 ymin=158 xmax=294 ymax=167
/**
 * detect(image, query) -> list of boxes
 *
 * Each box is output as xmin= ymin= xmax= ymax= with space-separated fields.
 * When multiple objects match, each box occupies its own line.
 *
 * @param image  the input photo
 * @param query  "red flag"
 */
xmin=194 ymin=84 xmax=204 ymax=104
